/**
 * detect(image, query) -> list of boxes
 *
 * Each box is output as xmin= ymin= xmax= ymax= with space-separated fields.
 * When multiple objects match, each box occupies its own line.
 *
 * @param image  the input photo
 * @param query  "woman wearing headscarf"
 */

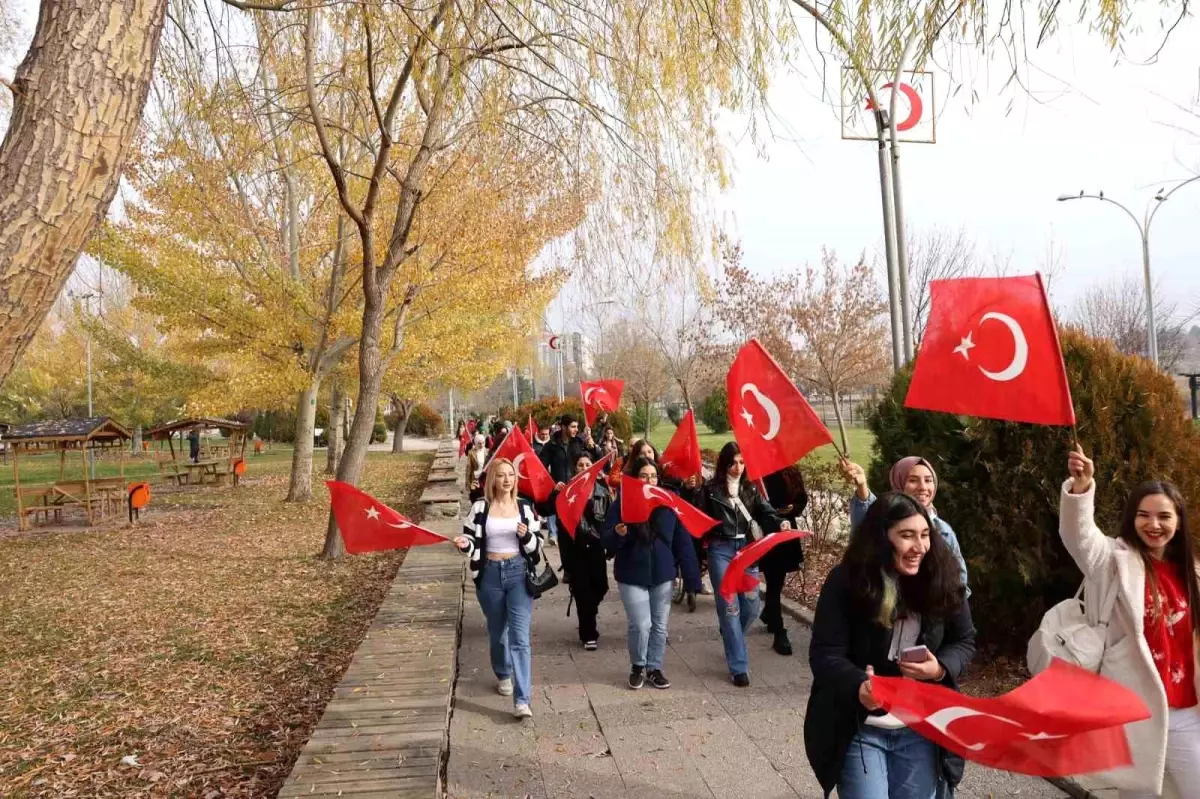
xmin=759 ymin=464 xmax=809 ymax=656
xmin=465 ymin=434 xmax=489 ymax=503
xmin=840 ymin=455 xmax=969 ymax=597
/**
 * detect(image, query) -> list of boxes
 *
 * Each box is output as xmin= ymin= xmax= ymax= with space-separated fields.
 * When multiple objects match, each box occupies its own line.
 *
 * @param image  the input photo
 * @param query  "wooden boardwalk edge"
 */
xmin=279 ymin=440 xmax=464 ymax=799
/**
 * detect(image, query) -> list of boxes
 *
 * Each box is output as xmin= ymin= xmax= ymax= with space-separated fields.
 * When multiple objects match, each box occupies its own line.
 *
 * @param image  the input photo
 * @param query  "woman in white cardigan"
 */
xmin=1060 ymin=446 xmax=1200 ymax=798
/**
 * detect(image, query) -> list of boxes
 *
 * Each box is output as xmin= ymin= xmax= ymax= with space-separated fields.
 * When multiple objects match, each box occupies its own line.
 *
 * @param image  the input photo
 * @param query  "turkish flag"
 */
xmin=579 ymin=379 xmax=624 ymax=428
xmin=871 ymin=658 xmax=1149 ymax=777
xmin=491 ymin=426 xmax=555 ymax=502
xmin=905 ymin=274 xmax=1075 ymax=426
xmin=554 ymin=454 xmax=612 ymax=538
xmin=327 ymin=481 xmax=449 ymax=554
xmin=727 ymin=339 xmax=833 ymax=479
xmin=660 ymin=409 xmax=703 ymax=481
xmin=619 ymin=473 xmax=718 ymax=538
xmin=718 ymin=530 xmax=810 ymax=599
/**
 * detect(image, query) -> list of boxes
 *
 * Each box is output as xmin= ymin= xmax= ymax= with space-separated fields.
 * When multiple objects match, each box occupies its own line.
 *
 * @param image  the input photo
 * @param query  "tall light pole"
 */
xmin=1057 ymin=175 xmax=1200 ymax=366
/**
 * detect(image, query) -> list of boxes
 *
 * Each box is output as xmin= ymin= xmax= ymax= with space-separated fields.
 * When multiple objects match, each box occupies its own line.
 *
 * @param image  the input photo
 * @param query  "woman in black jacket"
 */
xmin=556 ymin=452 xmax=612 ymax=651
xmin=689 ymin=441 xmax=788 ymax=687
xmin=804 ymin=492 xmax=975 ymax=799
xmin=759 ymin=465 xmax=808 ymax=656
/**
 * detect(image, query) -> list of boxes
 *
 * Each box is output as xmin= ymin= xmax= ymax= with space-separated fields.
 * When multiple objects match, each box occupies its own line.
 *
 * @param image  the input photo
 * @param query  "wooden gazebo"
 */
xmin=147 ymin=417 xmax=250 ymax=487
xmin=9 ymin=417 xmax=133 ymax=530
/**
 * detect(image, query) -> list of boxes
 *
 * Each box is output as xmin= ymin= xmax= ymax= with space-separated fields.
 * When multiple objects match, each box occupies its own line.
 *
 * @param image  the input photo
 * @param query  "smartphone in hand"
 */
xmin=900 ymin=645 xmax=930 ymax=663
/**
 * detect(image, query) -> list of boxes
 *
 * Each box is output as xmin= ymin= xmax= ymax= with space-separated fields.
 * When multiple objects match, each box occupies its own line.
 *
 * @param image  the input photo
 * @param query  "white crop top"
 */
xmin=485 ymin=514 xmax=521 ymax=555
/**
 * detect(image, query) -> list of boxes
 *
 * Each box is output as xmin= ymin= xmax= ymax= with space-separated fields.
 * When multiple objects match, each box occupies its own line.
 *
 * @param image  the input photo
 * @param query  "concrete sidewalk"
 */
xmin=445 ymin=549 xmax=1067 ymax=799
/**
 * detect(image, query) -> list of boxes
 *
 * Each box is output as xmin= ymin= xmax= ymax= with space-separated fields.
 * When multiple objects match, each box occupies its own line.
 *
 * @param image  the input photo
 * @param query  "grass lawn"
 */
xmin=0 ymin=450 xmax=432 ymax=798
xmin=646 ymin=421 xmax=876 ymax=465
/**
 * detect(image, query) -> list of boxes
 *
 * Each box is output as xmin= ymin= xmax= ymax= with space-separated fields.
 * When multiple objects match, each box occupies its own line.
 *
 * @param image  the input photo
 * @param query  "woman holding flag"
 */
xmin=603 ymin=457 xmax=702 ymax=690
xmin=805 ymin=492 xmax=974 ymax=798
xmin=1061 ymin=447 xmax=1200 ymax=799
xmin=689 ymin=442 xmax=789 ymax=687
xmin=556 ymin=452 xmax=613 ymax=651
xmin=454 ymin=459 xmax=545 ymax=720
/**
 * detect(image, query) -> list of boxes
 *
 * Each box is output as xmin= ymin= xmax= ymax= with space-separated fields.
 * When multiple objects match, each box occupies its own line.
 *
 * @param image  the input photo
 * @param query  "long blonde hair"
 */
xmin=484 ymin=457 xmax=519 ymax=504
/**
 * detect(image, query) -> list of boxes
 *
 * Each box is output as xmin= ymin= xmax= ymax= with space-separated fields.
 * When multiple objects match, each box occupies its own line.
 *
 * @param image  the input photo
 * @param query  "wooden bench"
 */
xmin=156 ymin=457 xmax=190 ymax=486
xmin=17 ymin=486 xmax=57 ymax=529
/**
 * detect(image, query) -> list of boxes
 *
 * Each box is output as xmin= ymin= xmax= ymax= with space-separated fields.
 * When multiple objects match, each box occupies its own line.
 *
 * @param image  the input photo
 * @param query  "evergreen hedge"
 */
xmin=701 ymin=386 xmax=730 ymax=434
xmin=865 ymin=327 xmax=1200 ymax=655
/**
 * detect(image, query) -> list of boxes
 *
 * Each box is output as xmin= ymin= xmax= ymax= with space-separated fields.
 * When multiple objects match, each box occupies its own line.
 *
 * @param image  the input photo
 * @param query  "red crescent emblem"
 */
xmin=864 ymin=81 xmax=924 ymax=131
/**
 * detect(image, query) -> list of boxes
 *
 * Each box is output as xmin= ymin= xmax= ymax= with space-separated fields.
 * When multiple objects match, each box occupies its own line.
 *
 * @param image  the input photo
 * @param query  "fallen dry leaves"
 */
xmin=0 ymin=452 xmax=432 ymax=798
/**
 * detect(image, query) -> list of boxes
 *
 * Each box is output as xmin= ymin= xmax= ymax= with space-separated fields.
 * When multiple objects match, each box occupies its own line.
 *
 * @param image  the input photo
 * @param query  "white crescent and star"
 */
xmin=512 ymin=453 xmax=530 ymax=482
xmin=953 ymin=312 xmax=1030 ymax=383
xmin=583 ymin=386 xmax=610 ymax=407
xmin=920 ymin=705 xmax=1066 ymax=752
xmin=642 ymin=483 xmax=680 ymax=511
xmin=739 ymin=383 xmax=782 ymax=440
xmin=365 ymin=506 xmax=381 ymax=520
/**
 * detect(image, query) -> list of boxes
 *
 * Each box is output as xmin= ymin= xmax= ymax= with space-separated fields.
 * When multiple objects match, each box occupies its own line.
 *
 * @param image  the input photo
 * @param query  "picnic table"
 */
xmin=184 ymin=460 xmax=229 ymax=485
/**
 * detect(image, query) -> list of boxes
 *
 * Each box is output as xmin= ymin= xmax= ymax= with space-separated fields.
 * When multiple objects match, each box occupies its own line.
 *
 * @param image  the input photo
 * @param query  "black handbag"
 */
xmin=526 ymin=560 xmax=559 ymax=598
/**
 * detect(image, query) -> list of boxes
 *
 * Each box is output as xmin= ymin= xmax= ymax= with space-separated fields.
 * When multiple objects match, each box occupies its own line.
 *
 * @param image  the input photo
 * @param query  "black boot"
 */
xmin=772 ymin=629 xmax=793 ymax=656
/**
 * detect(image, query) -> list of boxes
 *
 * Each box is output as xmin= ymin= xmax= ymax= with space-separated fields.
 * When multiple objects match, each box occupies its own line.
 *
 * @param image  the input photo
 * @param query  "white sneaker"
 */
xmin=497 ymin=677 xmax=513 ymax=696
xmin=513 ymin=703 xmax=533 ymax=719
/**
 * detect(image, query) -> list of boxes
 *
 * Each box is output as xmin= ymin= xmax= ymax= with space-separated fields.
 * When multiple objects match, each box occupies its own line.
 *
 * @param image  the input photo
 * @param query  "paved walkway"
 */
xmin=446 ymin=548 xmax=1068 ymax=799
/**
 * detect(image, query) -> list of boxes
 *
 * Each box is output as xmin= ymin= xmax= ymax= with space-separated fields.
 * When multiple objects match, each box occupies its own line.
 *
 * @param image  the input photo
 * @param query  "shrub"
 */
xmin=666 ymin=403 xmax=685 ymax=426
xmin=701 ymin=386 xmax=730 ymax=434
xmin=864 ymin=327 xmax=1200 ymax=655
xmin=630 ymin=403 xmax=661 ymax=436
xmin=513 ymin=397 xmax=633 ymax=441
xmin=405 ymin=402 xmax=445 ymax=437
xmin=371 ymin=409 xmax=387 ymax=444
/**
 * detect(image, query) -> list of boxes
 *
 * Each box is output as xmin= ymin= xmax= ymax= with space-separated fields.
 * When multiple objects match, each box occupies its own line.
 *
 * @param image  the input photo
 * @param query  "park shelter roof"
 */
xmin=5 ymin=417 xmax=131 ymax=444
xmin=148 ymin=417 xmax=249 ymax=439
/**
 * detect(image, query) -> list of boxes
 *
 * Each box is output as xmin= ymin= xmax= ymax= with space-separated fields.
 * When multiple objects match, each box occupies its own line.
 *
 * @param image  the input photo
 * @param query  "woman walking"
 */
xmin=557 ymin=453 xmax=612 ymax=650
xmin=841 ymin=456 xmax=969 ymax=596
xmin=759 ymin=465 xmax=809 ymax=656
xmin=454 ymin=459 xmax=545 ymax=719
xmin=1060 ymin=447 xmax=1200 ymax=798
xmin=465 ymin=434 xmax=489 ymax=503
xmin=599 ymin=425 xmax=625 ymax=461
xmin=805 ymin=492 xmax=975 ymax=798
xmin=604 ymin=457 xmax=701 ymax=690
xmin=689 ymin=442 xmax=788 ymax=686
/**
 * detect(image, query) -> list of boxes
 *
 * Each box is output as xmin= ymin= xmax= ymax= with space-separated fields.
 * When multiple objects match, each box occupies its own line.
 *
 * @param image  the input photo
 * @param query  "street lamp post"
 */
xmin=1057 ymin=175 xmax=1200 ymax=367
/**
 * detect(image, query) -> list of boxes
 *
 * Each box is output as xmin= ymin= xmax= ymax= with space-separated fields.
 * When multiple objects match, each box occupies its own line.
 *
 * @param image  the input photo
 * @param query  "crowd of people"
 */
xmin=451 ymin=414 xmax=1199 ymax=799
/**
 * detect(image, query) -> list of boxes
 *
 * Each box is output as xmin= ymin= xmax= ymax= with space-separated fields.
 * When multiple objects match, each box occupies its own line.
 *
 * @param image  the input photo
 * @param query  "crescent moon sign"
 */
xmin=548 ymin=335 xmax=560 ymax=350
xmin=923 ymin=706 xmax=1023 ymax=752
xmin=583 ymin=386 xmax=608 ymax=407
xmin=512 ymin=453 xmax=529 ymax=482
xmin=866 ymin=82 xmax=923 ymax=131
xmin=740 ymin=383 xmax=782 ymax=441
xmin=977 ymin=312 xmax=1029 ymax=382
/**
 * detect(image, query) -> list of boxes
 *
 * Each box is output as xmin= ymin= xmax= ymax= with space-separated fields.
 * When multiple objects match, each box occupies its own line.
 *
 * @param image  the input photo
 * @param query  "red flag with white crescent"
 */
xmin=618 ymin=474 xmax=717 ymax=539
xmin=579 ymin=379 xmax=624 ymax=428
xmin=327 ymin=481 xmax=449 ymax=554
xmin=660 ymin=408 xmax=703 ymax=481
xmin=717 ymin=530 xmax=810 ymax=599
xmin=871 ymin=658 xmax=1149 ymax=777
xmin=491 ymin=426 xmax=555 ymax=502
xmin=904 ymin=274 xmax=1075 ymax=426
xmin=554 ymin=454 xmax=612 ymax=538
xmin=727 ymin=339 xmax=833 ymax=479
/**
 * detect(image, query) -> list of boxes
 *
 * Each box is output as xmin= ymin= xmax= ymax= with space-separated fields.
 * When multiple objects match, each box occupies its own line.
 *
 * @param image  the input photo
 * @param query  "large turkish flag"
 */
xmin=660 ymin=408 xmax=703 ymax=481
xmin=871 ymin=658 xmax=1149 ymax=777
xmin=491 ymin=426 xmax=555 ymax=502
xmin=717 ymin=530 xmax=810 ymax=599
xmin=579 ymin=379 xmax=624 ymax=427
xmin=619 ymin=474 xmax=718 ymax=539
xmin=727 ymin=339 xmax=833 ymax=479
xmin=905 ymin=274 xmax=1075 ymax=426
xmin=554 ymin=454 xmax=611 ymax=538
xmin=328 ymin=481 xmax=450 ymax=554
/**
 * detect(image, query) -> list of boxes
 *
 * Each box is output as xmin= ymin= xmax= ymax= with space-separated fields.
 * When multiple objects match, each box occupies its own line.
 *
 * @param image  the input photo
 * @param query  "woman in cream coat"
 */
xmin=1060 ymin=446 xmax=1200 ymax=798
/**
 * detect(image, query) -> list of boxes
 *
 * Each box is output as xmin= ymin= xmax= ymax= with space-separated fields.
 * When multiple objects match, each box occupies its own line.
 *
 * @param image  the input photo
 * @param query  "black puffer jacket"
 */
xmin=804 ymin=564 xmax=976 ymax=796
xmin=539 ymin=434 xmax=601 ymax=484
xmin=687 ymin=478 xmax=784 ymax=540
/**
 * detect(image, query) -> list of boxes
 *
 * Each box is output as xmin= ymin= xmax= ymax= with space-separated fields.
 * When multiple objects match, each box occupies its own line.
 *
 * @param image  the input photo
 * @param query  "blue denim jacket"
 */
xmin=849 ymin=493 xmax=970 ymax=598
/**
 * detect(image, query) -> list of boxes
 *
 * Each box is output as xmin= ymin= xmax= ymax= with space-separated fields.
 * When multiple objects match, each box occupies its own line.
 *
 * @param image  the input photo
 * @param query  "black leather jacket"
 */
xmin=688 ymin=479 xmax=784 ymax=540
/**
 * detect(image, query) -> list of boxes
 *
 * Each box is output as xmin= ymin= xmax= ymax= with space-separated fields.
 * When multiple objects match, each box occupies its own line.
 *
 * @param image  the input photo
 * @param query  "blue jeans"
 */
xmin=706 ymin=538 xmax=759 ymax=675
xmin=546 ymin=515 xmax=559 ymax=541
xmin=475 ymin=557 xmax=534 ymax=706
xmin=838 ymin=725 xmax=941 ymax=799
xmin=617 ymin=581 xmax=673 ymax=670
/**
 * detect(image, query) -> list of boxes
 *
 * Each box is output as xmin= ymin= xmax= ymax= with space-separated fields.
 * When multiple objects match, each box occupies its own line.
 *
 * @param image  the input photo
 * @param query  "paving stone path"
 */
xmin=446 ymin=547 xmax=1068 ymax=799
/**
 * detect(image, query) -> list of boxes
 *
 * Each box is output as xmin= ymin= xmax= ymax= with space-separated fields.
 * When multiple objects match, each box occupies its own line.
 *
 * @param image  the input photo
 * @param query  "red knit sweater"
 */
xmin=1144 ymin=558 xmax=1197 ymax=709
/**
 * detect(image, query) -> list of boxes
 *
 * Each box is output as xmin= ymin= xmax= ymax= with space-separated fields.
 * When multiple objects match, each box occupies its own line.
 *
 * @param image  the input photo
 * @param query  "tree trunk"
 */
xmin=0 ymin=0 xmax=169 ymax=387
xmin=325 ymin=382 xmax=343 ymax=475
xmin=829 ymin=387 xmax=850 ymax=457
xmin=391 ymin=398 xmax=414 ymax=454
xmin=286 ymin=381 xmax=320 ymax=502
xmin=132 ymin=425 xmax=143 ymax=455
xmin=322 ymin=303 xmax=387 ymax=558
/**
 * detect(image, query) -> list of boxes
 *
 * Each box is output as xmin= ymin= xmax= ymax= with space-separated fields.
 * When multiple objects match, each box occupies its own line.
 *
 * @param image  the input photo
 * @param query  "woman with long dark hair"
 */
xmin=805 ymin=492 xmax=974 ymax=798
xmin=603 ymin=457 xmax=701 ymax=690
xmin=759 ymin=464 xmax=808 ymax=656
xmin=1060 ymin=447 xmax=1200 ymax=798
xmin=690 ymin=441 xmax=789 ymax=686
xmin=556 ymin=452 xmax=612 ymax=651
